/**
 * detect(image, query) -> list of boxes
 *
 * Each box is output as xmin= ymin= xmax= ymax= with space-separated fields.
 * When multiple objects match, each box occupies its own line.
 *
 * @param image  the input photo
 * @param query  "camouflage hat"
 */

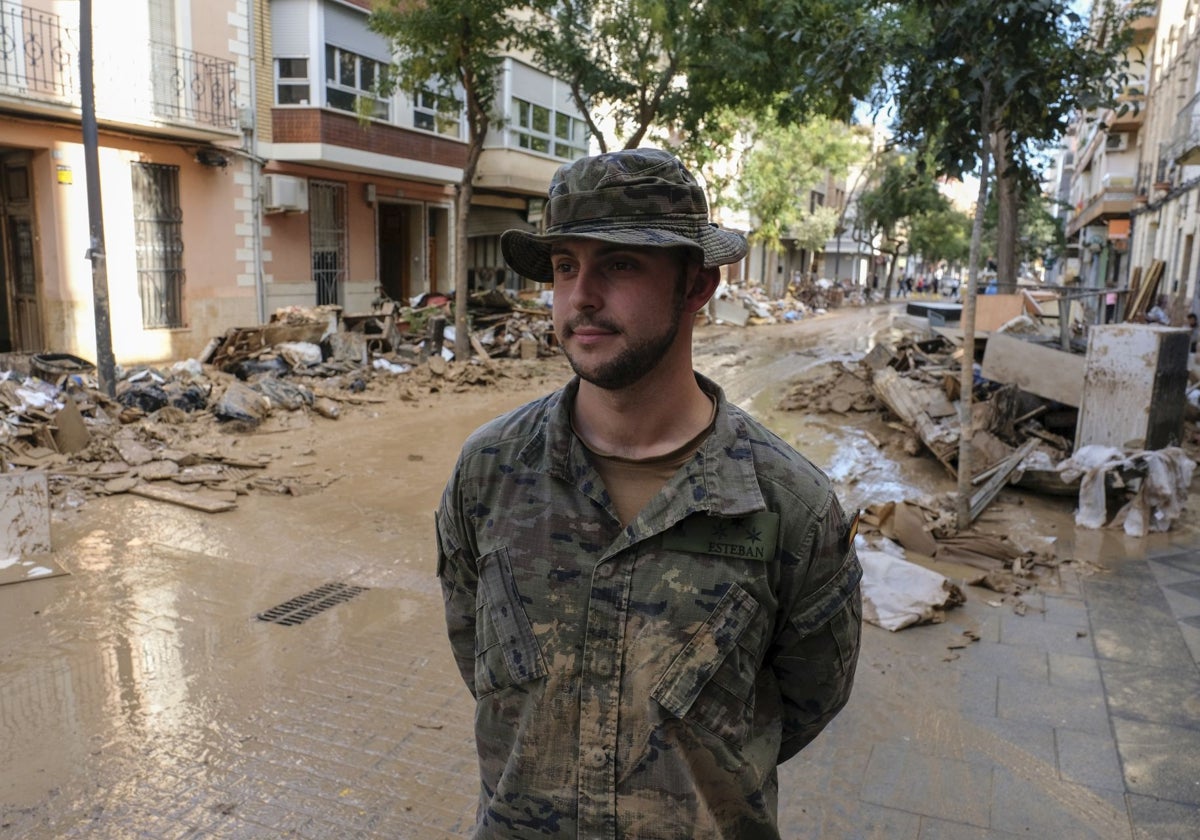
xmin=500 ymin=148 xmax=748 ymax=283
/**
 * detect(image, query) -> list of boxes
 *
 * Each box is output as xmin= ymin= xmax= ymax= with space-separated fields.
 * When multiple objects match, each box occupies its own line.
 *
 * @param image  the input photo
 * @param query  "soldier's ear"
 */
xmin=684 ymin=265 xmax=720 ymax=313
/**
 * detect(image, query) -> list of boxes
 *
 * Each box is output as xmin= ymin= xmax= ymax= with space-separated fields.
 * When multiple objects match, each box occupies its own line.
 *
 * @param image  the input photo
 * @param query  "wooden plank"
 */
xmin=980 ymin=332 xmax=1086 ymax=407
xmin=129 ymin=483 xmax=237 ymax=513
xmin=872 ymin=368 xmax=959 ymax=475
xmin=967 ymin=438 xmax=1040 ymax=524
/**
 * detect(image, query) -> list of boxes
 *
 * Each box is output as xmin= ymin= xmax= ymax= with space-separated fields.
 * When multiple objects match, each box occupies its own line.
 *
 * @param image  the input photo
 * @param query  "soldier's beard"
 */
xmin=563 ymin=280 xmax=687 ymax=391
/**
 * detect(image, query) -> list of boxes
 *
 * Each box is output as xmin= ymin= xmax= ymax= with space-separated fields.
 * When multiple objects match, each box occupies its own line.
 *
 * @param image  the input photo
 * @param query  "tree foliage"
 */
xmin=908 ymin=204 xmax=972 ymax=268
xmin=369 ymin=0 xmax=527 ymax=355
xmin=527 ymin=0 xmax=882 ymax=151
xmin=739 ymin=116 xmax=870 ymax=252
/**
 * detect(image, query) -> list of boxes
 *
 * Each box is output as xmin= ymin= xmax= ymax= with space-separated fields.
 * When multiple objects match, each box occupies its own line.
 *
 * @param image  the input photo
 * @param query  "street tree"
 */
xmin=853 ymin=150 xmax=947 ymax=299
xmin=369 ymin=0 xmax=527 ymax=358
xmin=873 ymin=0 xmax=1143 ymax=528
xmin=526 ymin=0 xmax=884 ymax=151
xmin=739 ymin=115 xmax=871 ymax=278
xmin=909 ymin=205 xmax=973 ymax=276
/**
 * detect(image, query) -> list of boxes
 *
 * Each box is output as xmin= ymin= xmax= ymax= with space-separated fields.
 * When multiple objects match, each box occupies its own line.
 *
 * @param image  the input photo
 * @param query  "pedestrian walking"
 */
xmin=435 ymin=148 xmax=863 ymax=839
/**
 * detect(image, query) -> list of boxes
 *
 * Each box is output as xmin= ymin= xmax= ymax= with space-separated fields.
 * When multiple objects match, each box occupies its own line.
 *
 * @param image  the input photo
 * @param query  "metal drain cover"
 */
xmin=257 ymin=582 xmax=369 ymax=626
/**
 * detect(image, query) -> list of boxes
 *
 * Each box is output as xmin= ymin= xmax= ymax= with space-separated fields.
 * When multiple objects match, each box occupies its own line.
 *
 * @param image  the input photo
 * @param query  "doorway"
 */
xmin=0 ymin=152 xmax=43 ymax=352
xmin=378 ymin=201 xmax=421 ymax=304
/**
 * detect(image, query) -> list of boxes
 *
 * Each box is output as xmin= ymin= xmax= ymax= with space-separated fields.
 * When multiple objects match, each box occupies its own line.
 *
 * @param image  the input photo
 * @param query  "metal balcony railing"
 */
xmin=0 ymin=0 xmax=236 ymax=131
xmin=1171 ymin=90 xmax=1200 ymax=166
xmin=0 ymin=0 xmax=78 ymax=101
xmin=148 ymin=41 xmax=237 ymax=129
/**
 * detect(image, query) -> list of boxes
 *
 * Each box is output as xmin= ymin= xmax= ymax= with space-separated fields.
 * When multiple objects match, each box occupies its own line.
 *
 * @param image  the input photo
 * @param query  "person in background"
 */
xmin=436 ymin=148 xmax=863 ymax=839
xmin=1187 ymin=311 xmax=1198 ymax=352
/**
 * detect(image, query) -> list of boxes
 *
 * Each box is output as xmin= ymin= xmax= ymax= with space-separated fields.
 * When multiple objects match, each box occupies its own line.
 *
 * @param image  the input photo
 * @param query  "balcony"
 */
xmin=1171 ymin=90 xmax=1200 ymax=166
xmin=1066 ymin=178 xmax=1136 ymax=237
xmin=0 ymin=0 xmax=237 ymax=136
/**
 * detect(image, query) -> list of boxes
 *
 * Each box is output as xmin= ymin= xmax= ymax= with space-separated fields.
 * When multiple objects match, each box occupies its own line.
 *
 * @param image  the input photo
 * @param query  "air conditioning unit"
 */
xmin=264 ymin=174 xmax=309 ymax=213
xmin=1105 ymin=133 xmax=1129 ymax=152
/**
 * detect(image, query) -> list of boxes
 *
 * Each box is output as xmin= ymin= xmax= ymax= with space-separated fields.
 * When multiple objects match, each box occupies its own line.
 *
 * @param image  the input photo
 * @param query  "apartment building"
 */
xmin=0 ymin=0 xmax=584 ymax=367
xmin=261 ymin=0 xmax=583 ymax=315
xmin=1129 ymin=0 xmax=1200 ymax=310
xmin=1063 ymin=2 xmax=1155 ymax=301
xmin=0 ymin=0 xmax=253 ymax=363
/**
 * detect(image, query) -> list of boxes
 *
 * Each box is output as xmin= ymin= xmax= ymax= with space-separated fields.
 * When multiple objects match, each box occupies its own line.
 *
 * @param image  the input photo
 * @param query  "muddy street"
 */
xmin=3 ymin=304 xmax=1199 ymax=839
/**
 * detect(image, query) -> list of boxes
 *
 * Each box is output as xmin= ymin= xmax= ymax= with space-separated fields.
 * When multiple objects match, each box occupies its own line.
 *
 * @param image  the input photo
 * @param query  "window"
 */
xmin=413 ymin=89 xmax=462 ymax=138
xmin=276 ymin=57 xmax=309 ymax=105
xmin=325 ymin=45 xmax=389 ymax=120
xmin=554 ymin=112 xmax=587 ymax=160
xmin=512 ymin=98 xmax=586 ymax=159
xmin=131 ymin=163 xmax=185 ymax=329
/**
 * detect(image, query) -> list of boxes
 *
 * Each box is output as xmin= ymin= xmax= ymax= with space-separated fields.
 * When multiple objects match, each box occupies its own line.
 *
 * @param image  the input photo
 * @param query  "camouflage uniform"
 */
xmin=436 ymin=373 xmax=863 ymax=839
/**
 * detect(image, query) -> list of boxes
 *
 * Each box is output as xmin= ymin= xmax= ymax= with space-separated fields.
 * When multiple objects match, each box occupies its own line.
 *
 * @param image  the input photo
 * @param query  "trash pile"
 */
xmin=0 ymin=291 xmax=562 ymax=516
xmin=708 ymin=277 xmax=865 ymax=326
xmin=775 ymin=309 xmax=1200 ymax=628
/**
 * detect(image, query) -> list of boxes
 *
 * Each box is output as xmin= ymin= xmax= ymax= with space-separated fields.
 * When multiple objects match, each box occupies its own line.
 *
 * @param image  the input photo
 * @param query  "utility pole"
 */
xmin=79 ymin=0 xmax=117 ymax=397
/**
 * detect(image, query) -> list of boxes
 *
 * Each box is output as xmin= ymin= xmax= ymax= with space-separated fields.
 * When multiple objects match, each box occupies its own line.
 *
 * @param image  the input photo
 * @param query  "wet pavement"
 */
xmin=2 ymin=306 xmax=1199 ymax=838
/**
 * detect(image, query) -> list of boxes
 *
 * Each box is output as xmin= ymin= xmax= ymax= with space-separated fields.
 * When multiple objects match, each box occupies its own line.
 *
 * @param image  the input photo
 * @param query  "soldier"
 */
xmin=435 ymin=148 xmax=862 ymax=839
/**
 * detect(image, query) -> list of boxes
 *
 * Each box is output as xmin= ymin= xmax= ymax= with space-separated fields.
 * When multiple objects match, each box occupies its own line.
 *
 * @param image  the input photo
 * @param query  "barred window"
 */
xmin=131 ymin=163 xmax=185 ymax=329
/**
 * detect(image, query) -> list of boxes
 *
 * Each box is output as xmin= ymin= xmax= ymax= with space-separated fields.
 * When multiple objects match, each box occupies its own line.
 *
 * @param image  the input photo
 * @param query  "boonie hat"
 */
xmin=500 ymin=148 xmax=748 ymax=283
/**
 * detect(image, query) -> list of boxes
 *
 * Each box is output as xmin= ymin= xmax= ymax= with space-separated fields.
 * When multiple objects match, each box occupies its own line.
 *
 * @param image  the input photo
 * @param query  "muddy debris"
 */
xmin=0 ymin=297 xmax=564 ymax=516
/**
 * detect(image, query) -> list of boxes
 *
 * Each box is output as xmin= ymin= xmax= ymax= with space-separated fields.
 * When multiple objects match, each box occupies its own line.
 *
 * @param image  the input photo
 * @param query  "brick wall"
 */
xmin=272 ymin=109 xmax=469 ymax=169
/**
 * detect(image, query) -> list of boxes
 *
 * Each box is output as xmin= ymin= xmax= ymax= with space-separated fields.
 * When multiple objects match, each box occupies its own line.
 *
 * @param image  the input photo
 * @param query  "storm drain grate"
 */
xmin=257 ymin=582 xmax=369 ymax=626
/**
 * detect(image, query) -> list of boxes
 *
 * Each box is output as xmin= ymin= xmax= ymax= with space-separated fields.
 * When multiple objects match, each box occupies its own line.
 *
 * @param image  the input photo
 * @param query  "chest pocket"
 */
xmin=650 ymin=582 xmax=765 ymax=747
xmin=475 ymin=547 xmax=548 ymax=697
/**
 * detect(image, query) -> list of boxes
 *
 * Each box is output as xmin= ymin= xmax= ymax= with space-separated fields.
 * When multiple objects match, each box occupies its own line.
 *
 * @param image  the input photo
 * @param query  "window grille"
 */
xmin=131 ymin=163 xmax=185 ymax=329
xmin=309 ymin=181 xmax=346 ymax=306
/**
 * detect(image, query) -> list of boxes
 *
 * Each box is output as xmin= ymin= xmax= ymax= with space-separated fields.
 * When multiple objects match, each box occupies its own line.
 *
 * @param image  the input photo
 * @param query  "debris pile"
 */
xmin=0 ymin=292 xmax=562 ymax=516
xmin=708 ymin=277 xmax=865 ymax=326
xmin=775 ymin=308 xmax=1200 ymax=626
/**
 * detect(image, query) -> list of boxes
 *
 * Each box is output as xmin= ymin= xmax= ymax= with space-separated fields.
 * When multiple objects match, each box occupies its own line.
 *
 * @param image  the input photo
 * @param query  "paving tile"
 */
xmin=1127 ymin=792 xmax=1200 ymax=840
xmin=959 ymin=712 xmax=1057 ymax=768
xmin=954 ymin=640 xmax=1049 ymax=681
xmin=916 ymin=816 xmax=1030 ymax=839
xmin=1055 ymin=727 xmax=1126 ymax=792
xmin=997 ymin=675 xmax=1109 ymax=734
xmin=778 ymin=796 xmax=922 ymax=840
xmin=1178 ymin=622 xmax=1200 ymax=664
xmin=957 ymin=671 xmax=998 ymax=717
xmin=997 ymin=613 xmax=1097 ymax=656
xmin=1113 ymin=717 xmax=1200 ymax=805
xmin=1090 ymin=618 xmax=1194 ymax=669
xmin=1085 ymin=574 xmax=1176 ymax=625
xmin=860 ymin=743 xmax=993 ymax=828
xmin=990 ymin=766 xmax=1130 ymax=839
xmin=1161 ymin=583 xmax=1200 ymax=621
xmin=1148 ymin=554 xmax=1200 ymax=586
xmin=1048 ymin=652 xmax=1104 ymax=691
xmin=1040 ymin=595 xmax=1092 ymax=629
xmin=1098 ymin=658 xmax=1200 ymax=729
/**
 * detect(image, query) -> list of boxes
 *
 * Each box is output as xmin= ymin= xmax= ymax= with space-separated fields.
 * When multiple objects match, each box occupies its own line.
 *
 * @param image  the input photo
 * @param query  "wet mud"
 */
xmin=2 ymin=304 xmax=1196 ymax=837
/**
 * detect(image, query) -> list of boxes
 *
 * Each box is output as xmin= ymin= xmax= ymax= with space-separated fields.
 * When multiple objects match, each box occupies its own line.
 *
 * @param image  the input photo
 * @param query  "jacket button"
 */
xmin=597 ymin=564 xmax=615 ymax=578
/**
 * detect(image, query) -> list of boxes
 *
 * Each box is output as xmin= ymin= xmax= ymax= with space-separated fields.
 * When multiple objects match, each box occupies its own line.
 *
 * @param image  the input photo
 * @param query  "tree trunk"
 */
xmin=956 ymin=89 xmax=993 ymax=531
xmin=454 ymin=114 xmax=487 ymax=360
xmin=994 ymin=129 xmax=1019 ymax=294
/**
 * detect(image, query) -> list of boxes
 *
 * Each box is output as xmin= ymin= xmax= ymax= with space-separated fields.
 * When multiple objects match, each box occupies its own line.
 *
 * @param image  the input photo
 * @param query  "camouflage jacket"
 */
xmin=436 ymin=374 xmax=862 ymax=839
